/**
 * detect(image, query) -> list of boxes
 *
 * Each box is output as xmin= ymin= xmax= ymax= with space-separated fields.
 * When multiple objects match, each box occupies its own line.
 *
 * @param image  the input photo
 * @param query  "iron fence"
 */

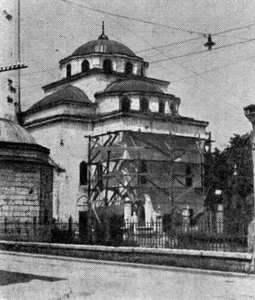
xmin=0 ymin=217 xmax=251 ymax=253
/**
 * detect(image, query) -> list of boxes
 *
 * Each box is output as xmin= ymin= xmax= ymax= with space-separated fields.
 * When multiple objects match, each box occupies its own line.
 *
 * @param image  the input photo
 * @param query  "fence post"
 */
xmin=249 ymin=218 xmax=255 ymax=273
xmin=68 ymin=215 xmax=73 ymax=242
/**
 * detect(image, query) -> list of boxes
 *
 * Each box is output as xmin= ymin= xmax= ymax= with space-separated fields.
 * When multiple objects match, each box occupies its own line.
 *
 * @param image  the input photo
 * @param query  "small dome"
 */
xmin=0 ymin=118 xmax=36 ymax=144
xmin=72 ymin=39 xmax=136 ymax=57
xmin=27 ymin=85 xmax=91 ymax=113
xmin=103 ymin=79 xmax=163 ymax=94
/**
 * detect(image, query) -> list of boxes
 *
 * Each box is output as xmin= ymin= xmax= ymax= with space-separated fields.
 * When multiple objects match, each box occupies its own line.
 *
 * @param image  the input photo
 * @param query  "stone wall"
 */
xmin=0 ymin=161 xmax=53 ymax=224
xmin=0 ymin=162 xmax=40 ymax=222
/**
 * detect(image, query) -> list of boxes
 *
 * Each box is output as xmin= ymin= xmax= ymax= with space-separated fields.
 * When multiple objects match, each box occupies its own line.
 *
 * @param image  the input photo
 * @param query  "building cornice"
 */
xmin=24 ymin=114 xmax=94 ymax=129
xmin=59 ymin=52 xmax=145 ymax=65
xmin=94 ymin=111 xmax=209 ymax=127
xmin=95 ymin=90 xmax=178 ymax=100
xmin=42 ymin=68 xmax=170 ymax=92
xmin=24 ymin=110 xmax=208 ymax=130
xmin=23 ymin=99 xmax=97 ymax=116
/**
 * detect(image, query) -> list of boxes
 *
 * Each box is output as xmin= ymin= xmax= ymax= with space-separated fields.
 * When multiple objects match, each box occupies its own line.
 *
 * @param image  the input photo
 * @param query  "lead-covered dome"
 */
xmin=0 ymin=118 xmax=36 ymax=144
xmin=72 ymin=23 xmax=136 ymax=57
xmin=26 ymin=85 xmax=92 ymax=113
xmin=72 ymin=39 xmax=136 ymax=58
xmin=102 ymin=79 xmax=164 ymax=94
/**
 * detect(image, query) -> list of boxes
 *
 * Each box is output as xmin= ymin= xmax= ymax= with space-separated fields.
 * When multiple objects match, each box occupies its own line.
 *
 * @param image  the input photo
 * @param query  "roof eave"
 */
xmin=59 ymin=53 xmax=144 ymax=65
xmin=24 ymin=100 xmax=96 ymax=116
xmin=42 ymin=69 xmax=170 ymax=91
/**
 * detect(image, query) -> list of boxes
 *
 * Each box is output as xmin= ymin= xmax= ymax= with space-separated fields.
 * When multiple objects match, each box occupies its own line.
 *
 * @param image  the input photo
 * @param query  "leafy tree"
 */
xmin=204 ymin=133 xmax=253 ymax=221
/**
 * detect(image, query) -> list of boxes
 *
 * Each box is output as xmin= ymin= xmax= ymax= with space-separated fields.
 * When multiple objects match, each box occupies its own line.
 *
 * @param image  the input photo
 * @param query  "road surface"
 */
xmin=0 ymin=250 xmax=254 ymax=300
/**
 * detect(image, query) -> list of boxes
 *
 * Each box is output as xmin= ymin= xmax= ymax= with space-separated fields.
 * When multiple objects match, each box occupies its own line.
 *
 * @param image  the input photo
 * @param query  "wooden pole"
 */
xmin=17 ymin=0 xmax=21 ymax=121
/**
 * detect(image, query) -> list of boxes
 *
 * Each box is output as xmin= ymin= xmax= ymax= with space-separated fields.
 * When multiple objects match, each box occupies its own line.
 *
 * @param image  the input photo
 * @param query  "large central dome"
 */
xmin=72 ymin=39 xmax=136 ymax=57
xmin=72 ymin=28 xmax=136 ymax=58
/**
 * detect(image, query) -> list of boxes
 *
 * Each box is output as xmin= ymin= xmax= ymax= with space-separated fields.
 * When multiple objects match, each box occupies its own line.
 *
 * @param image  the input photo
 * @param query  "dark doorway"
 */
xmin=79 ymin=211 xmax=88 ymax=241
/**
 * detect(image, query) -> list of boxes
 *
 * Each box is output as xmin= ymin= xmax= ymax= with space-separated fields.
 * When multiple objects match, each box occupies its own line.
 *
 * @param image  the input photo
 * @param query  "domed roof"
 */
xmin=27 ymin=85 xmax=92 ymax=113
xmin=0 ymin=118 xmax=36 ymax=144
xmin=72 ymin=39 xmax=136 ymax=58
xmin=103 ymin=79 xmax=164 ymax=94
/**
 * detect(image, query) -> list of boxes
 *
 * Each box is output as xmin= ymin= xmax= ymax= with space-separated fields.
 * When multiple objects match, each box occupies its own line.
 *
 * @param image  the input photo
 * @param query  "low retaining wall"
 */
xmin=0 ymin=240 xmax=253 ymax=274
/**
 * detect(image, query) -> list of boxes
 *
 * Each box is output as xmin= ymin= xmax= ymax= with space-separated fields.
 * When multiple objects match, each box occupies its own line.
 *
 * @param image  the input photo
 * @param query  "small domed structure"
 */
xmin=0 ymin=118 xmax=36 ymax=144
xmin=0 ymin=117 xmax=53 ymax=241
xmin=26 ymin=85 xmax=92 ymax=113
xmin=95 ymin=79 xmax=180 ymax=116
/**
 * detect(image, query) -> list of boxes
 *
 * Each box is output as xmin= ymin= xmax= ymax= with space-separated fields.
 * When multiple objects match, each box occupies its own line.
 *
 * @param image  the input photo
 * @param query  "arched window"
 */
xmin=141 ymin=67 xmax=144 ymax=77
xmin=66 ymin=64 xmax=71 ymax=77
xmin=140 ymin=97 xmax=149 ymax=112
xmin=82 ymin=59 xmax=90 ymax=73
xmin=125 ymin=62 xmax=133 ymax=75
xmin=159 ymin=99 xmax=165 ymax=113
xmin=170 ymin=103 xmax=176 ymax=115
xmin=121 ymin=97 xmax=131 ymax=112
xmin=103 ymin=59 xmax=112 ymax=74
xmin=80 ymin=161 xmax=88 ymax=185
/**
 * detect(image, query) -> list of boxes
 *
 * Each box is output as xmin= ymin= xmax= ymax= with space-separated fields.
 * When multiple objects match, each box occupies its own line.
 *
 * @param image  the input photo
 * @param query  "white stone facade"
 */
xmin=23 ymin=32 xmax=209 ymax=222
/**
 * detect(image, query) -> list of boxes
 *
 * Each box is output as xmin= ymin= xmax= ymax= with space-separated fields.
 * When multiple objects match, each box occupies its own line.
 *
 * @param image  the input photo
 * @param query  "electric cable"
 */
xmin=151 ymin=38 xmax=255 ymax=64
xmin=59 ymin=0 xmax=205 ymax=35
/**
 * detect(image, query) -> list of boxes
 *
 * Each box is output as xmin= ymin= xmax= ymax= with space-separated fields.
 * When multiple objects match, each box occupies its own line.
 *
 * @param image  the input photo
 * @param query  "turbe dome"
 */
xmin=0 ymin=118 xmax=36 ymax=144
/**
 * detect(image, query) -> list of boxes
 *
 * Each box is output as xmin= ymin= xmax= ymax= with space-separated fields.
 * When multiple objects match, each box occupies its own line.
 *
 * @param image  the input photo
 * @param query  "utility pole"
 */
xmin=1 ymin=0 xmax=27 ymax=122
xmin=17 ymin=0 xmax=21 ymax=121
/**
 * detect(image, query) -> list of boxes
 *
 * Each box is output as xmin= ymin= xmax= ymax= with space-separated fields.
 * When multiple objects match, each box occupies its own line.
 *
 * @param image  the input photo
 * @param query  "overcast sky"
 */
xmin=1 ymin=0 xmax=255 ymax=148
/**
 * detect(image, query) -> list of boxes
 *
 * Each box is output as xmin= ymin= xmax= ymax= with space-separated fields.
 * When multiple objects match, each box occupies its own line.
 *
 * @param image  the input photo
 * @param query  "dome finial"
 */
xmin=98 ymin=21 xmax=109 ymax=40
xmin=102 ymin=21 xmax=105 ymax=35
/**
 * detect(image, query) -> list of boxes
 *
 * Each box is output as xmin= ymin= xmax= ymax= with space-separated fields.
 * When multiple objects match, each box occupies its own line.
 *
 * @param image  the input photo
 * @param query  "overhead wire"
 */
xmin=72 ymin=0 xmax=233 ymax=96
xmin=59 ymin=0 xmax=205 ymax=35
xmin=151 ymin=37 xmax=255 ymax=64
xmin=21 ymin=0 xmax=254 ymax=114
xmin=171 ymin=54 xmax=255 ymax=83
xmin=213 ymin=21 xmax=255 ymax=36
xmin=136 ymin=37 xmax=202 ymax=54
xmin=22 ymin=67 xmax=58 ymax=76
xmin=85 ymin=1 xmax=239 ymax=97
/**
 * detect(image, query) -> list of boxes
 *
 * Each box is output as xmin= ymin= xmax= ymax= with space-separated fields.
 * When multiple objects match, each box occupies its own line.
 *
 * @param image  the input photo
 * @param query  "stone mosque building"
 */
xmin=22 ymin=25 xmax=209 ymax=224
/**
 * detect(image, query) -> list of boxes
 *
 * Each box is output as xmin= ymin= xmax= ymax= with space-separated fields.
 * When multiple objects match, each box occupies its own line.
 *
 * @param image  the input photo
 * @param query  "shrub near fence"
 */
xmin=0 ymin=220 xmax=52 ymax=242
xmin=0 ymin=216 xmax=251 ymax=253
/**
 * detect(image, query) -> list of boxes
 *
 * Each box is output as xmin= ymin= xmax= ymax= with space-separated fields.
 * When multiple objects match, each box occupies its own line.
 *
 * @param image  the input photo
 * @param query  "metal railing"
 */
xmin=0 ymin=217 xmax=251 ymax=252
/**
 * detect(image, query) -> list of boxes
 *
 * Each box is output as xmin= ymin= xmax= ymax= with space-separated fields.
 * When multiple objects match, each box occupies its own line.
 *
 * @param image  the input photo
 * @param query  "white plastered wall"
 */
xmin=28 ymin=121 xmax=92 ymax=222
